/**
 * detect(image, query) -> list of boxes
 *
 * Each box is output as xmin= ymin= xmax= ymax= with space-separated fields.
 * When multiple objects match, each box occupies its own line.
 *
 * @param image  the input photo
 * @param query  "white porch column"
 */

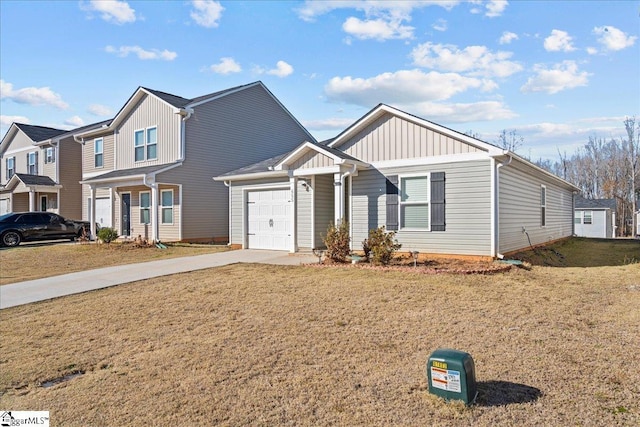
xmin=290 ymin=176 xmax=297 ymax=253
xmin=89 ymin=185 xmax=97 ymax=239
xmin=29 ymin=189 xmax=36 ymax=212
xmin=151 ymin=183 xmax=159 ymax=243
xmin=334 ymin=172 xmax=344 ymax=224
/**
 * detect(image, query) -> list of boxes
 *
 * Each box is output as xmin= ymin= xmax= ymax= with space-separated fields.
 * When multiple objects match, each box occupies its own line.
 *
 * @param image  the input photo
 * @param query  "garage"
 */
xmin=89 ymin=197 xmax=112 ymax=228
xmin=247 ymin=189 xmax=291 ymax=250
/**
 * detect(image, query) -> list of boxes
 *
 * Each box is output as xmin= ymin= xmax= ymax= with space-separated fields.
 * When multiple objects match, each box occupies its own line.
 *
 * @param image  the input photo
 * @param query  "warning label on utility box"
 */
xmin=431 ymin=366 xmax=461 ymax=393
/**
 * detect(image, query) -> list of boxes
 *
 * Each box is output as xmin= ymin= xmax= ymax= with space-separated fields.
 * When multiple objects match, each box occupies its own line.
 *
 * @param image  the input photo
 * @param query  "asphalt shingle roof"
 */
xmin=15 ymin=124 xmax=66 ymax=142
xmin=14 ymin=173 xmax=57 ymax=186
xmin=143 ymin=82 xmax=259 ymax=109
xmin=82 ymin=163 xmax=181 ymax=182
xmin=575 ymin=195 xmax=617 ymax=210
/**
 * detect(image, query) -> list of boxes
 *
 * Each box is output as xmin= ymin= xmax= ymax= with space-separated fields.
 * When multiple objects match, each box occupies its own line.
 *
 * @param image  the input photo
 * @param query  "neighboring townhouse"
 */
xmin=0 ymin=122 xmax=105 ymax=218
xmin=574 ymin=196 xmax=617 ymax=238
xmin=216 ymin=104 xmax=579 ymax=259
xmin=74 ymin=81 xmax=314 ymax=242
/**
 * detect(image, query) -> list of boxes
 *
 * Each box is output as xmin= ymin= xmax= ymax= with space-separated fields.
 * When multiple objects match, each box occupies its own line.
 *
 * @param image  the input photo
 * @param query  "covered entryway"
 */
xmin=247 ymin=189 xmax=291 ymax=250
xmin=89 ymin=197 xmax=113 ymax=228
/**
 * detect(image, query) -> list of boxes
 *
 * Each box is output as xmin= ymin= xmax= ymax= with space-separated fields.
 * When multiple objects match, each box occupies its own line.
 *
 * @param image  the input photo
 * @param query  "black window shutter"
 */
xmin=386 ymin=175 xmax=399 ymax=231
xmin=35 ymin=151 xmax=38 ymax=174
xmin=431 ymin=172 xmax=446 ymax=231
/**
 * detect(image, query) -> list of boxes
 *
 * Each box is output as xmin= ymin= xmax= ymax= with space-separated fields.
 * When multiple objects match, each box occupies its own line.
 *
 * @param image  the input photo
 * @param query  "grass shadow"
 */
xmin=475 ymin=380 xmax=542 ymax=406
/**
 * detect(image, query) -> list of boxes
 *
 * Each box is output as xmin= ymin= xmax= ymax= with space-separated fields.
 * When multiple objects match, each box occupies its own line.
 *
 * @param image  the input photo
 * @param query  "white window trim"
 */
xmin=6 ymin=157 xmax=15 ymax=179
xmin=399 ymin=173 xmax=431 ymax=232
xmin=45 ymin=147 xmax=55 ymax=164
xmin=140 ymin=191 xmax=151 ymax=224
xmin=28 ymin=152 xmax=37 ymax=174
xmin=94 ymin=138 xmax=104 ymax=168
xmin=161 ymin=189 xmax=173 ymax=224
xmin=134 ymin=126 xmax=158 ymax=162
xmin=583 ymin=210 xmax=593 ymax=225
xmin=541 ymin=185 xmax=547 ymax=227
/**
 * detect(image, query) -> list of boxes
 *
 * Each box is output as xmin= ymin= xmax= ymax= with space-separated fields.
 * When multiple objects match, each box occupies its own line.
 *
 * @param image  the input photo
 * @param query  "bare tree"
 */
xmin=496 ymin=129 xmax=524 ymax=153
xmin=624 ymin=117 xmax=639 ymax=235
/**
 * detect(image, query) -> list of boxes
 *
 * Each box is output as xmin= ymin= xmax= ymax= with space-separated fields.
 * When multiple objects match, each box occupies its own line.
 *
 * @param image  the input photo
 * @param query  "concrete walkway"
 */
xmin=0 ymin=249 xmax=318 ymax=309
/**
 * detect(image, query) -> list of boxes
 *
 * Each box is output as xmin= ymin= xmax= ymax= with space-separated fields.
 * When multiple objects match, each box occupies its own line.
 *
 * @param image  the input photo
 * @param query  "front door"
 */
xmin=121 ymin=193 xmax=131 ymax=237
xmin=40 ymin=195 xmax=47 ymax=212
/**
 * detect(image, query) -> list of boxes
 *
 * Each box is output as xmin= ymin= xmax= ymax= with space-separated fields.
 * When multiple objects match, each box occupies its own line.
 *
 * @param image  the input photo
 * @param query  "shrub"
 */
xmin=362 ymin=226 xmax=401 ymax=265
xmin=323 ymin=221 xmax=350 ymax=263
xmin=97 ymin=227 xmax=119 ymax=244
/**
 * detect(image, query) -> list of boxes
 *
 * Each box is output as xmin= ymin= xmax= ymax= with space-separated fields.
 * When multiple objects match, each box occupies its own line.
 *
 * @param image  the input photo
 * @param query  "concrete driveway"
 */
xmin=0 ymin=250 xmax=318 ymax=309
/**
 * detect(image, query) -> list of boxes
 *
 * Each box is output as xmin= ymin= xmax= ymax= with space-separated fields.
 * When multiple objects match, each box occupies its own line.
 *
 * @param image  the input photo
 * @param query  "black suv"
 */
xmin=0 ymin=212 xmax=91 ymax=247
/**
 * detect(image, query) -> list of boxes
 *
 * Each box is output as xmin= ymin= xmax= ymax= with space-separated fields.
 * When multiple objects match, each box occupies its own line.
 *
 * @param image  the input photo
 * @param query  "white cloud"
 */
xmin=190 ymin=0 xmax=224 ymax=28
xmin=485 ymin=0 xmax=508 ymax=17
xmin=304 ymin=117 xmax=355 ymax=131
xmin=1 ymin=115 xmax=30 ymax=127
xmin=343 ymin=16 xmax=414 ymax=40
xmin=209 ymin=57 xmax=242 ymax=74
xmin=267 ymin=61 xmax=294 ymax=78
xmin=0 ymin=80 xmax=69 ymax=109
xmin=432 ymin=19 xmax=447 ymax=32
xmin=593 ymin=26 xmax=637 ymax=51
xmin=324 ymin=69 xmax=486 ymax=106
xmin=521 ymin=60 xmax=590 ymax=94
xmin=105 ymin=45 xmax=177 ymax=61
xmin=544 ymin=30 xmax=576 ymax=52
xmin=586 ymin=47 xmax=598 ymax=55
xmin=88 ymin=104 xmax=113 ymax=116
xmin=64 ymin=116 xmax=85 ymax=127
xmin=499 ymin=31 xmax=518 ymax=45
xmin=409 ymin=100 xmax=517 ymax=122
xmin=411 ymin=42 xmax=523 ymax=78
xmin=80 ymin=0 xmax=136 ymax=25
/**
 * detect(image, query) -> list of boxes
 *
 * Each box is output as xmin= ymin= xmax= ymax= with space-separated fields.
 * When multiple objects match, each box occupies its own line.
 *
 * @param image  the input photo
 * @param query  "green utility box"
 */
xmin=427 ymin=348 xmax=477 ymax=404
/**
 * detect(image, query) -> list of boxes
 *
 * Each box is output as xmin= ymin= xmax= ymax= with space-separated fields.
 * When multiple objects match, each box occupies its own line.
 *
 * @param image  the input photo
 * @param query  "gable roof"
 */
xmin=273 ymin=140 xmax=367 ymax=171
xmin=575 ymin=196 xmax=617 ymax=210
xmin=14 ymin=124 xmax=66 ymax=142
xmin=2 ymin=173 xmax=61 ymax=191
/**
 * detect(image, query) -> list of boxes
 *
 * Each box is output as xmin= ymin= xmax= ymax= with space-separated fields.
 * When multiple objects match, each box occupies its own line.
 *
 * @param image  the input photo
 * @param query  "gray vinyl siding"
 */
xmin=1 ymin=131 xmax=35 ymax=185
xmin=162 ymin=84 xmax=310 ymax=241
xmin=228 ymin=177 xmax=290 ymax=245
xmin=314 ymin=174 xmax=334 ymax=248
xmin=58 ymin=137 xmax=83 ymax=219
xmin=42 ymin=147 xmax=56 ymax=179
xmin=119 ymin=184 xmax=181 ymax=241
xmin=351 ymin=159 xmax=493 ymax=256
xmin=499 ymin=163 xmax=574 ymax=254
xmin=297 ymin=179 xmax=312 ymax=249
xmin=292 ymin=151 xmax=335 ymax=169
xmin=116 ymin=94 xmax=182 ymax=169
xmin=339 ymin=113 xmax=483 ymax=163
xmin=83 ymin=133 xmax=115 ymax=174
xmin=575 ymin=209 xmax=610 ymax=238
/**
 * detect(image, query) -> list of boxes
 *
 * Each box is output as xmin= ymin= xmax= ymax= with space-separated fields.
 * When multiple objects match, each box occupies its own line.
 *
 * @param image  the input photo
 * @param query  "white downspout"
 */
xmin=334 ymin=164 xmax=357 ymax=224
xmin=494 ymin=154 xmax=513 ymax=259
xmin=179 ymin=108 xmax=194 ymax=162
xmin=223 ymin=180 xmax=231 ymax=247
xmin=143 ymin=174 xmax=159 ymax=242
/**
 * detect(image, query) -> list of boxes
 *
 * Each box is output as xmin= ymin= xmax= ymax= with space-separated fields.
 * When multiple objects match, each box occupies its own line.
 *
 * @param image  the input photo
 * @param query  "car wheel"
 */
xmin=2 ymin=231 xmax=21 ymax=247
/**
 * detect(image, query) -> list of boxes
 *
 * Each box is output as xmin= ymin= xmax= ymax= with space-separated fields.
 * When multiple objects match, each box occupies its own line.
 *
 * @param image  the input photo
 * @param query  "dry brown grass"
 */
xmin=0 ymin=242 xmax=229 ymax=285
xmin=1 ymin=258 xmax=638 ymax=425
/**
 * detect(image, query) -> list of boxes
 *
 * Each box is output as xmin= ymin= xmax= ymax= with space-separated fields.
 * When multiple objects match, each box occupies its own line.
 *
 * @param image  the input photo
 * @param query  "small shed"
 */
xmin=574 ymin=196 xmax=617 ymax=238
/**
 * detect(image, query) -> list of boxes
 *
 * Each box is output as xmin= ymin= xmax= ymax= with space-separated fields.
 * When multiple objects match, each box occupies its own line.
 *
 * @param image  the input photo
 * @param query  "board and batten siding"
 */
xmin=291 ymin=151 xmax=335 ymax=170
xmin=314 ymin=174 xmax=335 ymax=248
xmin=499 ymin=163 xmax=574 ymax=254
xmin=296 ymin=179 xmax=312 ymax=249
xmin=339 ymin=113 xmax=482 ymax=163
xmin=116 ymin=94 xmax=182 ymax=170
xmin=82 ymin=133 xmax=115 ymax=175
xmin=163 ymin=84 xmax=310 ymax=241
xmin=58 ymin=137 xmax=83 ymax=219
xmin=228 ymin=177 xmax=291 ymax=246
xmin=351 ymin=159 xmax=493 ymax=256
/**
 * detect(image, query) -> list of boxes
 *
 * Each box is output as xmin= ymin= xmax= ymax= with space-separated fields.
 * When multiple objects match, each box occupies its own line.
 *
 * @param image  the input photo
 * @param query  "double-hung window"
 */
xmin=28 ymin=152 xmax=37 ymax=175
xmin=161 ymin=190 xmax=173 ymax=224
xmin=400 ymin=176 xmax=429 ymax=229
xmin=140 ymin=192 xmax=150 ymax=224
xmin=94 ymin=138 xmax=103 ymax=168
xmin=45 ymin=147 xmax=55 ymax=164
xmin=540 ymin=185 xmax=547 ymax=227
xmin=134 ymin=126 xmax=158 ymax=162
xmin=6 ymin=157 xmax=15 ymax=179
xmin=574 ymin=211 xmax=581 ymax=224
xmin=583 ymin=210 xmax=592 ymax=225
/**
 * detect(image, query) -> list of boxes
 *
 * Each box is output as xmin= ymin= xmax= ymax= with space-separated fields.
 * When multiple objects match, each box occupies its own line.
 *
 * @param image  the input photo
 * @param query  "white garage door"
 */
xmin=247 ymin=189 xmax=291 ymax=250
xmin=0 ymin=198 xmax=10 ymax=215
xmin=89 ymin=197 xmax=112 ymax=228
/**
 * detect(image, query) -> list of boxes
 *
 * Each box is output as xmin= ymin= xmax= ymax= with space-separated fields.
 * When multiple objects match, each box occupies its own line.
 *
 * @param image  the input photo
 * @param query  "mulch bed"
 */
xmin=307 ymin=258 xmax=513 ymax=275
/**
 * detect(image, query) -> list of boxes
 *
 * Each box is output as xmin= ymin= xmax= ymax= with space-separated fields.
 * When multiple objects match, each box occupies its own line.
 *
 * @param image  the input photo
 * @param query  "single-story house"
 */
xmin=574 ymin=196 xmax=617 ymax=238
xmin=215 ymin=104 xmax=579 ymax=259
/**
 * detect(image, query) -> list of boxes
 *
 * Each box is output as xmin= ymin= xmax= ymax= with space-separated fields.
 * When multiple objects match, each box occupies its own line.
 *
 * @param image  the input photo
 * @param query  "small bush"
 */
xmin=97 ymin=227 xmax=119 ymax=244
xmin=362 ymin=226 xmax=401 ymax=265
xmin=323 ymin=221 xmax=350 ymax=263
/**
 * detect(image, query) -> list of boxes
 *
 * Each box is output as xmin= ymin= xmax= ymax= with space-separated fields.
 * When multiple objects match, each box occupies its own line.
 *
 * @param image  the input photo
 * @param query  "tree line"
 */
xmin=500 ymin=117 xmax=639 ymax=237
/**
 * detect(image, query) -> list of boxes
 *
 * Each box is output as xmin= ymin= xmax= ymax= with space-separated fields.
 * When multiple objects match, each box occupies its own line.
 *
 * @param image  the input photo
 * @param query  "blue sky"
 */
xmin=1 ymin=0 xmax=638 ymax=161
